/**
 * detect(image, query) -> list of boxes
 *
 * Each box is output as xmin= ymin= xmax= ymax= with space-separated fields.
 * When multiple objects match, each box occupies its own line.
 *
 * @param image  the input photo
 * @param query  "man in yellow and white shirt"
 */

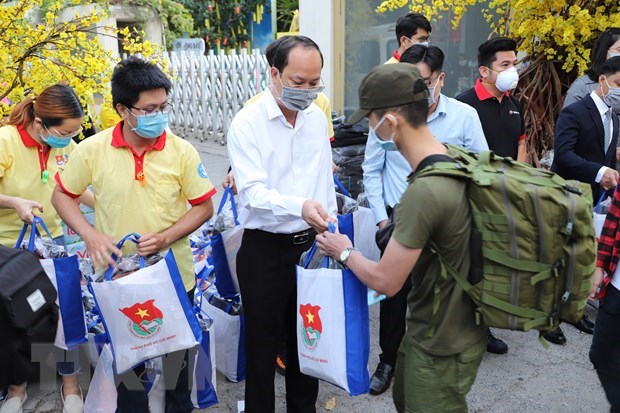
xmin=52 ymin=57 xmax=215 ymax=412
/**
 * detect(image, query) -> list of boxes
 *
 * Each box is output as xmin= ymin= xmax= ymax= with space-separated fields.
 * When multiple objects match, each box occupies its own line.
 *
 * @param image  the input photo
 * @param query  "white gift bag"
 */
xmin=200 ymin=289 xmax=245 ymax=383
xmin=89 ymin=250 xmax=202 ymax=374
xmin=83 ymin=345 xmax=166 ymax=413
xmin=16 ymin=217 xmax=87 ymax=350
xmin=83 ymin=344 xmax=118 ymax=413
xmin=296 ymin=239 xmax=370 ymax=396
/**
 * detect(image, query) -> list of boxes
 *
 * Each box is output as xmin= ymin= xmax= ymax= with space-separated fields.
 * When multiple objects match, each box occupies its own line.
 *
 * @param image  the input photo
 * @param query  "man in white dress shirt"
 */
xmin=227 ymin=36 xmax=337 ymax=413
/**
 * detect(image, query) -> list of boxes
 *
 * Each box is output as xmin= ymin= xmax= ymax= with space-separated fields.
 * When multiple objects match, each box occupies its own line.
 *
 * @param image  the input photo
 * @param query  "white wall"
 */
xmin=299 ymin=0 xmax=334 ymax=103
xmin=58 ymin=4 xmax=164 ymax=60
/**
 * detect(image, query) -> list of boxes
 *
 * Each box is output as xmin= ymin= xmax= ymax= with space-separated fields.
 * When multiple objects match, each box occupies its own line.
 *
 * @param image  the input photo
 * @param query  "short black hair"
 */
xmin=111 ymin=57 xmax=172 ymax=110
xmin=265 ymin=37 xmax=285 ymax=66
xmin=587 ymin=28 xmax=620 ymax=81
xmin=373 ymin=79 xmax=429 ymax=128
xmin=599 ymin=56 xmax=620 ymax=78
xmin=477 ymin=37 xmax=517 ymax=68
xmin=395 ymin=13 xmax=432 ymax=45
xmin=400 ymin=45 xmax=445 ymax=73
xmin=271 ymin=36 xmax=324 ymax=72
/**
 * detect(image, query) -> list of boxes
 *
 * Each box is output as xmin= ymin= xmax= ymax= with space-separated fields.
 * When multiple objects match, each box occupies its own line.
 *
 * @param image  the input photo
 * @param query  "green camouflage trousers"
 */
xmin=393 ymin=334 xmax=486 ymax=413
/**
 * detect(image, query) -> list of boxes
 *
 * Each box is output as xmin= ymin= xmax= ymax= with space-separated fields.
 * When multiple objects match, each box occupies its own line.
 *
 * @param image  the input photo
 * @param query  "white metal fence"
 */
xmin=165 ymin=49 xmax=269 ymax=144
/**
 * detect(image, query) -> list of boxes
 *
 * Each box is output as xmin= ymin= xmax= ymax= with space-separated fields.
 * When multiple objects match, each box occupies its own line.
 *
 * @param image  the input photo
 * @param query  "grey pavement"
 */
xmin=22 ymin=136 xmax=609 ymax=412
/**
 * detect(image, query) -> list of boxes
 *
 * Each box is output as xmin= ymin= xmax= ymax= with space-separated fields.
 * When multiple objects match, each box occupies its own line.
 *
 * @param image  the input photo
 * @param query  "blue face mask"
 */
xmin=127 ymin=110 xmax=168 ymax=139
xmin=40 ymin=133 xmax=72 ymax=148
xmin=40 ymin=124 xmax=79 ymax=148
xmin=609 ymin=52 xmax=620 ymax=59
xmin=371 ymin=116 xmax=398 ymax=151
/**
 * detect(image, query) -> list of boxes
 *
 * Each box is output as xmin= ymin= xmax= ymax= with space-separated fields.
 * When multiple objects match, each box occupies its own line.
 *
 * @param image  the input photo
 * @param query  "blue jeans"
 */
xmin=590 ymin=284 xmax=620 ymax=413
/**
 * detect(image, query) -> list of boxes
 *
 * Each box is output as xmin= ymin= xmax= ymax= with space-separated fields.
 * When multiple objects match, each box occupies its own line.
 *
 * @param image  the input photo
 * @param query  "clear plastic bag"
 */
xmin=299 ymin=248 xmax=344 ymax=270
xmin=21 ymin=236 xmax=68 ymax=258
xmin=94 ymin=253 xmax=164 ymax=281
xmin=79 ymin=258 xmax=95 ymax=282
xmin=356 ymin=192 xmax=370 ymax=208
xmin=213 ymin=197 xmax=238 ymax=234
xmin=336 ymin=192 xmax=359 ymax=215
xmin=595 ymin=196 xmax=612 ymax=215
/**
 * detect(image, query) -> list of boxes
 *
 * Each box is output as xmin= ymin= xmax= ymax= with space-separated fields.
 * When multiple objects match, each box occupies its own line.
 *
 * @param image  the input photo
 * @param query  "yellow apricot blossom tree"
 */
xmin=0 ymin=0 xmax=164 ymax=127
xmin=377 ymin=0 xmax=620 ymax=164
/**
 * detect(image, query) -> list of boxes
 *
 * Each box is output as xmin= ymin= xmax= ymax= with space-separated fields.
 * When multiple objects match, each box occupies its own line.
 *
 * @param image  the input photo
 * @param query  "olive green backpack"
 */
xmin=417 ymin=145 xmax=596 ymax=337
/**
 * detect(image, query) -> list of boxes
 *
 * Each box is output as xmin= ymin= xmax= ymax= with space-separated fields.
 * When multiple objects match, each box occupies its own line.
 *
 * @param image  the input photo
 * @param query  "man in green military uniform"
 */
xmin=316 ymin=63 xmax=487 ymax=413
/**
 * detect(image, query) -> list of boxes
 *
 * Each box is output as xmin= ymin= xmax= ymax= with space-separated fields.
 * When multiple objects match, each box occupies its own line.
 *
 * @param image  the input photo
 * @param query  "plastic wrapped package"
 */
xmin=212 ymin=195 xmax=239 ymax=234
xmin=299 ymin=248 xmax=345 ymax=271
xmin=336 ymin=192 xmax=359 ymax=215
xmin=79 ymin=258 xmax=95 ymax=281
xmin=356 ymin=192 xmax=370 ymax=208
xmin=94 ymin=252 xmax=164 ymax=281
xmin=20 ymin=236 xmax=68 ymax=258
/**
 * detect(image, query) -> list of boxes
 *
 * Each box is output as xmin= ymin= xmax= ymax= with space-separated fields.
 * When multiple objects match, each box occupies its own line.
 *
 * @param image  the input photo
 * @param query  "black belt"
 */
xmin=247 ymin=228 xmax=316 ymax=245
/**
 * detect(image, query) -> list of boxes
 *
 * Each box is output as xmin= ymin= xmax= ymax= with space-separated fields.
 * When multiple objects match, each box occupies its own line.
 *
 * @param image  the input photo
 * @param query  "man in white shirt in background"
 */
xmin=227 ymin=36 xmax=337 ymax=413
xmin=363 ymin=44 xmax=489 ymax=395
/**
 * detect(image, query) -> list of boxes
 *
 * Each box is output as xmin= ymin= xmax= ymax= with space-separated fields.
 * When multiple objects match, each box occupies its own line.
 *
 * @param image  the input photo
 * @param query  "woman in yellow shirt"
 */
xmin=0 ymin=83 xmax=89 ymax=413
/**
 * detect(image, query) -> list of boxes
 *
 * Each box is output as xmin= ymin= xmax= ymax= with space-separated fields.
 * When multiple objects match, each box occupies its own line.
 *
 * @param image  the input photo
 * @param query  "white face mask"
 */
xmin=602 ymin=77 xmax=620 ymax=111
xmin=494 ymin=66 xmax=519 ymax=92
xmin=427 ymin=75 xmax=441 ymax=107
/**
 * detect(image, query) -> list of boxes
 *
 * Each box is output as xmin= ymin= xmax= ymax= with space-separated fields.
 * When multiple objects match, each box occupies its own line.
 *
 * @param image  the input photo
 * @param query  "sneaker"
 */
xmin=275 ymin=352 xmax=287 ymax=376
xmin=60 ymin=385 xmax=83 ymax=413
xmin=0 ymin=393 xmax=27 ymax=413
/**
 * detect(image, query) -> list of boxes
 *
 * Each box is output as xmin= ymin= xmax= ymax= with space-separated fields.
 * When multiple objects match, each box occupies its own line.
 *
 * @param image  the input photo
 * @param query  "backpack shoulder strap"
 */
xmin=414 ymin=154 xmax=455 ymax=174
xmin=414 ymin=152 xmax=472 ymax=181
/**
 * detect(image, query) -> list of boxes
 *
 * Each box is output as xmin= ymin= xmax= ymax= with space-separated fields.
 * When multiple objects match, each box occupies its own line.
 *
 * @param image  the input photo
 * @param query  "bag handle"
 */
xmin=104 ymin=233 xmax=146 ymax=281
xmin=595 ymin=191 xmax=608 ymax=213
xmin=15 ymin=216 xmax=55 ymax=251
xmin=217 ymin=186 xmax=239 ymax=225
xmin=302 ymin=223 xmax=335 ymax=268
xmin=333 ymin=174 xmax=352 ymax=198
xmin=194 ymin=264 xmax=215 ymax=312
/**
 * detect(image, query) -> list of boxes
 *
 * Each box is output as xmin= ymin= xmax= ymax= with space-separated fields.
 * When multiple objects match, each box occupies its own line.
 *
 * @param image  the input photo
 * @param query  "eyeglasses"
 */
xmin=406 ymin=36 xmax=430 ymax=45
xmin=278 ymin=72 xmax=324 ymax=90
xmin=128 ymin=102 xmax=173 ymax=118
xmin=44 ymin=124 xmax=83 ymax=139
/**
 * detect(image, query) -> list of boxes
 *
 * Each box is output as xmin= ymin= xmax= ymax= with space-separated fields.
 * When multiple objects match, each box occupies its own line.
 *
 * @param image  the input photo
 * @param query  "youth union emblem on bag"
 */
xmin=120 ymin=299 xmax=164 ymax=339
xmin=299 ymin=303 xmax=322 ymax=351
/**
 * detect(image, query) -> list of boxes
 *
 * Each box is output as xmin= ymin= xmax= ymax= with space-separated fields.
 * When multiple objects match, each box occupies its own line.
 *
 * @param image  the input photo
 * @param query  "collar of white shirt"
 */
xmin=590 ymin=90 xmax=611 ymax=117
xmin=428 ymin=93 xmax=448 ymax=122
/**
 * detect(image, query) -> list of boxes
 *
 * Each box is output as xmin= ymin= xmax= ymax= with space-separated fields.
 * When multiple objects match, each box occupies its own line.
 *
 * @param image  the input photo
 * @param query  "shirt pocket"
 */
xmin=155 ymin=179 xmax=184 ymax=221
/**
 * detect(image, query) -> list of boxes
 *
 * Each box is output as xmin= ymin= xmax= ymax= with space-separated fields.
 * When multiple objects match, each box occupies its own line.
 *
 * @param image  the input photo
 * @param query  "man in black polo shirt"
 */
xmin=457 ymin=37 xmax=525 ymax=355
xmin=457 ymin=37 xmax=526 ymax=163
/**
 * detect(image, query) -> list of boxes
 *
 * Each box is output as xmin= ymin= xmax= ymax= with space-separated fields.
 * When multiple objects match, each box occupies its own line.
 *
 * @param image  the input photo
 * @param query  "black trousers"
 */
xmin=237 ymin=228 xmax=319 ymax=413
xmin=590 ymin=283 xmax=620 ymax=413
xmin=378 ymin=276 xmax=412 ymax=367
xmin=116 ymin=290 xmax=195 ymax=413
